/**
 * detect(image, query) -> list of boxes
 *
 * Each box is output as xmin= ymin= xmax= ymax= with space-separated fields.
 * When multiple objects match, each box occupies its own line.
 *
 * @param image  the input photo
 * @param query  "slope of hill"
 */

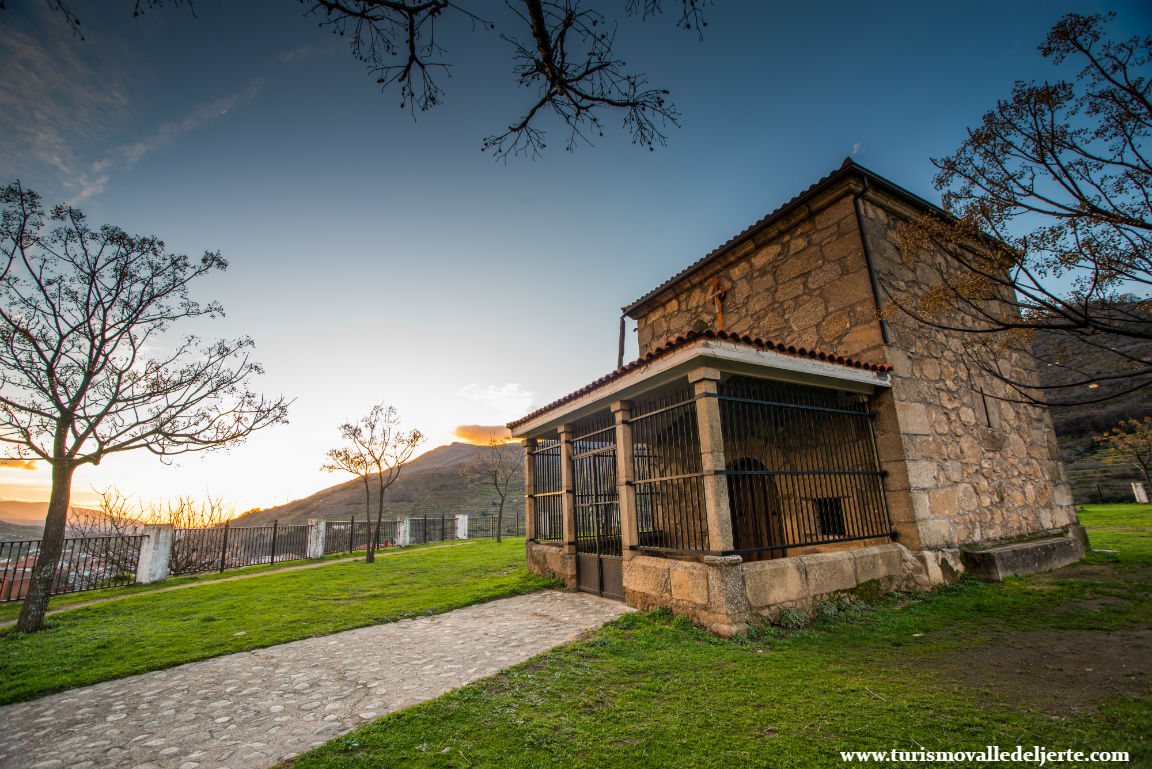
xmin=231 ymin=443 xmax=525 ymax=526
xmin=1032 ymin=313 xmax=1152 ymax=483
xmin=0 ymin=520 xmax=44 ymax=541
xmin=0 ymin=500 xmax=51 ymax=524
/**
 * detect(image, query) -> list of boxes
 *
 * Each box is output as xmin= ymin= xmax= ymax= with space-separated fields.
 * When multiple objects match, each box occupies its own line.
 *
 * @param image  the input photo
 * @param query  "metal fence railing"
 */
xmin=407 ymin=516 xmax=457 ymax=545
xmin=322 ymin=519 xmax=398 ymax=555
xmin=0 ymin=511 xmax=523 ymax=603
xmin=1072 ymin=482 xmax=1143 ymax=505
xmin=466 ymin=513 xmax=526 ymax=539
xmin=0 ymin=535 xmax=145 ymax=602
xmin=170 ymin=521 xmax=309 ymax=576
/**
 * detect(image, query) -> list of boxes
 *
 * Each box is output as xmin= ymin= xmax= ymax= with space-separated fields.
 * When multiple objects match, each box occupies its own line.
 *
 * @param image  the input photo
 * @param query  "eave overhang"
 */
xmin=509 ymin=335 xmax=891 ymax=439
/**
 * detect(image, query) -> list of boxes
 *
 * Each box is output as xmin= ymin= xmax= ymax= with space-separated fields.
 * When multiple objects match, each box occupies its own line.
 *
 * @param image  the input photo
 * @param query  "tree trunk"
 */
xmin=17 ymin=461 xmax=76 ymax=633
xmin=367 ymin=474 xmax=383 ymax=564
xmin=495 ymin=475 xmax=505 ymax=545
xmin=361 ymin=475 xmax=371 ymax=556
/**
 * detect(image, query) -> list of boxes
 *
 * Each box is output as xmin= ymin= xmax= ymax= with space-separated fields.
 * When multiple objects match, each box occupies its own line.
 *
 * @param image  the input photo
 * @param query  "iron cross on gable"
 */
xmin=708 ymin=277 xmax=728 ymax=331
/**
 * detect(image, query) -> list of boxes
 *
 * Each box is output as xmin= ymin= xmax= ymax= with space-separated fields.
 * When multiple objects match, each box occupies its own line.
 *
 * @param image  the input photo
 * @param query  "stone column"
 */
xmin=306 ymin=519 xmax=326 ymax=559
xmin=690 ymin=367 xmax=735 ymax=554
xmin=396 ymin=518 xmax=410 ymax=547
xmin=559 ymin=423 xmax=577 ymax=555
xmin=524 ymin=437 xmax=537 ymax=541
xmin=612 ymin=400 xmax=638 ymax=561
xmin=456 ymin=514 xmax=469 ymax=540
xmin=135 ymin=524 xmax=174 ymax=584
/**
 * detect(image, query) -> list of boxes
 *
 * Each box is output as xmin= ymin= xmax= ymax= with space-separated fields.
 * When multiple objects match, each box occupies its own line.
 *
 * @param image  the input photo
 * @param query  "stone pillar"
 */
xmin=559 ymin=423 xmax=577 ymax=555
xmin=1134 ymin=482 xmax=1149 ymax=504
xmin=135 ymin=524 xmax=174 ymax=584
xmin=690 ymin=367 xmax=735 ymax=554
xmin=456 ymin=514 xmax=469 ymax=540
xmin=613 ymin=400 xmax=639 ymax=561
xmin=396 ymin=518 xmax=410 ymax=547
xmin=306 ymin=519 xmax=326 ymax=559
xmin=524 ymin=437 xmax=537 ymax=541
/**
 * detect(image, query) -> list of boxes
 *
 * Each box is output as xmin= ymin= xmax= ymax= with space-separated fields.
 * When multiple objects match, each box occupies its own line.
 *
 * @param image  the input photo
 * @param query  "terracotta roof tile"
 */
xmin=506 ymin=329 xmax=891 ymax=431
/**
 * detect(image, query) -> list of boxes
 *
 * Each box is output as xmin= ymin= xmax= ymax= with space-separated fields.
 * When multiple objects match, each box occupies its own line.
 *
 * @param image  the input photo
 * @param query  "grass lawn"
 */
xmin=0 ymin=548 xmax=363 ymax=624
xmin=286 ymin=506 xmax=1152 ymax=769
xmin=0 ymin=538 xmax=551 ymax=705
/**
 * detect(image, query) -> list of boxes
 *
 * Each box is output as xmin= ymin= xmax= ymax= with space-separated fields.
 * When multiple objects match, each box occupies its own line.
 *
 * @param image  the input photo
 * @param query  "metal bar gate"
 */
xmin=572 ymin=414 xmax=623 ymax=600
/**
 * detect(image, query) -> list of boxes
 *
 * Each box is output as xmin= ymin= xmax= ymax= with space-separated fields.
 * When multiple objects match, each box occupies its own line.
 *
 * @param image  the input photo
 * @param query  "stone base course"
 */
xmin=962 ymin=536 xmax=1086 ymax=582
xmin=0 ymin=591 xmax=631 ymax=769
xmin=616 ymin=544 xmax=905 ymax=635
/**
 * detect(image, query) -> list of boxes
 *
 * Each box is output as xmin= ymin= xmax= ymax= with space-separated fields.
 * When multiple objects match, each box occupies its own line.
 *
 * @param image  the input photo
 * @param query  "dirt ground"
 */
xmin=930 ymin=627 xmax=1152 ymax=712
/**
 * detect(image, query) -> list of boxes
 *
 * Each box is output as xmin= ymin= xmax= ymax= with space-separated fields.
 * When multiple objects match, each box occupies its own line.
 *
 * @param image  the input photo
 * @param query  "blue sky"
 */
xmin=1 ymin=0 xmax=1149 ymax=513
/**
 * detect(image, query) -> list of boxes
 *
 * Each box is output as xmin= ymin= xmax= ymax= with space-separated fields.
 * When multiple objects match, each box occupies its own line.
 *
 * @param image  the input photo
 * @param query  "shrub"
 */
xmin=838 ymin=595 xmax=866 ymax=614
xmin=778 ymin=608 xmax=809 ymax=629
xmin=816 ymin=600 xmax=839 ymax=621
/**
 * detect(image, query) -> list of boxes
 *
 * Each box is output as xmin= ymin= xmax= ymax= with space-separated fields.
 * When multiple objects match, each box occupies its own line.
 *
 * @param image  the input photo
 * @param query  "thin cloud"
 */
xmin=0 ymin=4 xmax=265 ymax=203
xmin=458 ymin=383 xmax=536 ymax=423
xmin=452 ymin=425 xmax=513 ymax=444
xmin=117 ymin=78 xmax=265 ymax=169
xmin=458 ymin=383 xmax=534 ymax=403
xmin=0 ymin=12 xmax=133 ymax=201
xmin=0 ymin=459 xmax=39 ymax=471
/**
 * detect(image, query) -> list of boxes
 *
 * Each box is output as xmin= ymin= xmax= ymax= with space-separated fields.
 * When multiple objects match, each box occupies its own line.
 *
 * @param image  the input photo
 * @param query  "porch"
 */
xmin=509 ymin=332 xmax=907 ymax=634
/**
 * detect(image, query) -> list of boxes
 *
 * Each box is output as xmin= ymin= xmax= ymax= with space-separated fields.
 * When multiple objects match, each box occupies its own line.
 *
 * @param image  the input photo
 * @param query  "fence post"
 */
xmin=135 ymin=525 xmax=174 ymax=584
xmin=350 ymin=516 xmax=356 ymax=551
xmin=307 ymin=519 xmax=325 ymax=559
xmin=219 ymin=520 xmax=231 ymax=572
xmin=457 ymin=514 xmax=468 ymax=540
xmin=1096 ymin=483 xmax=1104 ymax=503
xmin=270 ymin=520 xmax=279 ymax=564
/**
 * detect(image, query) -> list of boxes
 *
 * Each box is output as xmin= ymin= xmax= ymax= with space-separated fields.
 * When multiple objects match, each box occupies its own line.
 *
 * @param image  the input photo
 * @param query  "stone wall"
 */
xmin=622 ymin=543 xmax=906 ymax=635
xmin=526 ymin=540 xmax=576 ymax=589
xmin=634 ymin=191 xmax=886 ymax=362
xmin=627 ymin=176 xmax=1078 ymax=579
xmin=857 ymin=192 xmax=1078 ymax=558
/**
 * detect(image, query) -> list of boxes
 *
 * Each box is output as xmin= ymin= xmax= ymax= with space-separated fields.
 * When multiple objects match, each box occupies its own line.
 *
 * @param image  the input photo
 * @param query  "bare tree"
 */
xmin=0 ymin=182 xmax=289 ymax=633
xmin=157 ymin=494 xmax=234 ymax=575
xmin=25 ymin=0 xmax=711 ymax=159
xmin=461 ymin=439 xmax=523 ymax=543
xmin=65 ymin=486 xmax=145 ymax=577
xmin=321 ymin=445 xmax=373 ymax=530
xmin=66 ymin=486 xmax=142 ymax=539
xmin=337 ymin=404 xmax=423 ymax=562
xmin=1095 ymin=417 xmax=1152 ymax=489
xmin=886 ymin=12 xmax=1151 ymax=405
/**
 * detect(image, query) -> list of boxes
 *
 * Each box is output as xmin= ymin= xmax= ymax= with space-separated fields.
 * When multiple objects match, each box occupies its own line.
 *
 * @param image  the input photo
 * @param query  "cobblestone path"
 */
xmin=0 ymin=590 xmax=630 ymax=769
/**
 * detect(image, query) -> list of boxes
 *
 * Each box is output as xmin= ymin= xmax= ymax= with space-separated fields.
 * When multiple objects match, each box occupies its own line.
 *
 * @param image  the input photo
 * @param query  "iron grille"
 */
xmin=630 ymin=385 xmax=709 ymax=554
xmin=717 ymin=376 xmax=891 ymax=556
xmin=529 ymin=437 xmax=564 ymax=541
xmin=0 ymin=535 xmax=144 ymax=602
xmin=572 ymin=412 xmax=621 ymax=557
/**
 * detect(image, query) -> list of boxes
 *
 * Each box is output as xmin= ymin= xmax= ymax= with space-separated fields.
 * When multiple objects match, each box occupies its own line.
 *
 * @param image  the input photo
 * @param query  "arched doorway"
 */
xmin=726 ymin=457 xmax=784 ymax=561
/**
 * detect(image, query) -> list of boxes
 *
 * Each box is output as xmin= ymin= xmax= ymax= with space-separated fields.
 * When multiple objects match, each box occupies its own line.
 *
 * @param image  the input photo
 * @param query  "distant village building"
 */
xmin=508 ymin=160 xmax=1086 ymax=635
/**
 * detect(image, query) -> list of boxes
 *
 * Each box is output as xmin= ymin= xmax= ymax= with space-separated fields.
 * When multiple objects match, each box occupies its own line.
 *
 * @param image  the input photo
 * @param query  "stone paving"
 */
xmin=0 ymin=590 xmax=631 ymax=769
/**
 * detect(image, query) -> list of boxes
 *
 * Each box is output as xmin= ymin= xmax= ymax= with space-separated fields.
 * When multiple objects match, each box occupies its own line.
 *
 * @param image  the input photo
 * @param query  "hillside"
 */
xmin=231 ymin=442 xmax=525 ymax=526
xmin=1032 ymin=311 xmax=1152 ymax=484
xmin=0 ymin=500 xmax=52 ymax=525
xmin=0 ymin=519 xmax=44 ymax=541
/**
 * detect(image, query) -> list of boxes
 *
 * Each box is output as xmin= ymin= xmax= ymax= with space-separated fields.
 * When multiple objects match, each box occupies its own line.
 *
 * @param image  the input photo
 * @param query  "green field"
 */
xmin=285 ymin=505 xmax=1152 ymax=769
xmin=0 ymin=538 xmax=550 ymax=705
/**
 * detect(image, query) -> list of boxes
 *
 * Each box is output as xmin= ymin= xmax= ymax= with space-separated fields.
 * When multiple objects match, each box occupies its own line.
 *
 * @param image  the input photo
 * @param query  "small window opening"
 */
xmin=815 ymin=497 xmax=846 ymax=537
